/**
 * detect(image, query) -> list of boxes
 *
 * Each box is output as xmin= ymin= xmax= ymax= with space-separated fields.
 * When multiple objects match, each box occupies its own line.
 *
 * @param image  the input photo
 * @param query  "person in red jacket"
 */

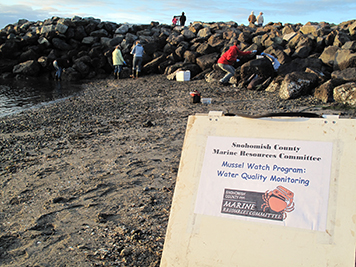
xmin=217 ymin=40 xmax=256 ymax=84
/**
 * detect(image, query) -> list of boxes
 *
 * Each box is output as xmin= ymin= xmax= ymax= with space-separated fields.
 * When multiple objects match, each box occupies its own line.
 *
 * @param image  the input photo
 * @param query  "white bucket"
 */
xmin=176 ymin=70 xmax=191 ymax=81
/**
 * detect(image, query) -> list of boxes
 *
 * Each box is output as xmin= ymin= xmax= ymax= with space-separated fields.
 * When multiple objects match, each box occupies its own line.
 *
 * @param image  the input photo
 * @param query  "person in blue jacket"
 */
xmin=261 ymin=52 xmax=280 ymax=71
xmin=130 ymin=40 xmax=144 ymax=78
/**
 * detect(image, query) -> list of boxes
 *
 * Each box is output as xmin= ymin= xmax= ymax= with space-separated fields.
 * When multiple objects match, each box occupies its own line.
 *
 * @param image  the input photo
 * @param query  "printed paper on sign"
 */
xmin=194 ymin=136 xmax=333 ymax=231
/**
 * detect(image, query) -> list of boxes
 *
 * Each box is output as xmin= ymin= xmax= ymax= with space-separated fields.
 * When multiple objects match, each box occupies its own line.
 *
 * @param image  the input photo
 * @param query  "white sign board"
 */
xmin=161 ymin=112 xmax=356 ymax=266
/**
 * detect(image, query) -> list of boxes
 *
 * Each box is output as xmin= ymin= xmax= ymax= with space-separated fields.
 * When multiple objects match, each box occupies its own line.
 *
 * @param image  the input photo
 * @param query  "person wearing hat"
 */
xmin=112 ymin=45 xmax=126 ymax=79
xmin=248 ymin=11 xmax=256 ymax=25
xmin=217 ymin=40 xmax=257 ymax=84
xmin=257 ymin=12 xmax=264 ymax=27
xmin=130 ymin=40 xmax=144 ymax=78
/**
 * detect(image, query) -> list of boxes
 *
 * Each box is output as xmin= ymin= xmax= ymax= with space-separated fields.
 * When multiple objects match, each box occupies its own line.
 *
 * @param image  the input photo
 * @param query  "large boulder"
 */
xmin=196 ymin=43 xmax=215 ymax=55
xmin=314 ymin=79 xmax=344 ymax=103
xmin=278 ymin=58 xmax=323 ymax=75
xmin=142 ymin=54 xmax=166 ymax=74
xmin=181 ymin=29 xmax=196 ymax=40
xmin=279 ymin=71 xmax=318 ymax=99
xmin=333 ymin=49 xmax=356 ymax=70
xmin=197 ymin=27 xmax=212 ymax=38
xmin=319 ymin=46 xmax=339 ymax=67
xmin=333 ymin=82 xmax=356 ymax=106
xmin=13 ymin=60 xmax=40 ymax=76
xmin=240 ymin=58 xmax=275 ymax=84
xmin=331 ymin=68 xmax=356 ymax=82
xmin=299 ymin=23 xmax=320 ymax=36
xmin=0 ymin=59 xmax=17 ymax=73
xmin=196 ymin=53 xmax=219 ymax=70
xmin=0 ymin=41 xmax=18 ymax=59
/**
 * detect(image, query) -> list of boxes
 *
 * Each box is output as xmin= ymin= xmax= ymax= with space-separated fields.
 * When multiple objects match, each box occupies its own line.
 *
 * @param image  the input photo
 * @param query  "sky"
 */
xmin=0 ymin=0 xmax=355 ymax=30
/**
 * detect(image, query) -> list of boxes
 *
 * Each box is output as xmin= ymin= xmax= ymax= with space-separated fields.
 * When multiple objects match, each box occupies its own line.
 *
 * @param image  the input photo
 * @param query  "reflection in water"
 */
xmin=0 ymin=79 xmax=83 ymax=117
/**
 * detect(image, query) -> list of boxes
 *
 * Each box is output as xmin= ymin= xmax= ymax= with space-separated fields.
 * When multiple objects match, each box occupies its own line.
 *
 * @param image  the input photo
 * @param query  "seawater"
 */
xmin=0 ymin=79 xmax=83 ymax=118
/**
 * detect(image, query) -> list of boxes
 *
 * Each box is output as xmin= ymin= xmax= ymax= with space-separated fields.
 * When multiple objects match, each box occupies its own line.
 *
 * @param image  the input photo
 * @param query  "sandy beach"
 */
xmin=0 ymin=74 xmax=354 ymax=266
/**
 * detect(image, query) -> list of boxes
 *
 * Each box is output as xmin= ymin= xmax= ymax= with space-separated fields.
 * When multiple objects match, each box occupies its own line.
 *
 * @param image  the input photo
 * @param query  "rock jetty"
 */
xmin=0 ymin=17 xmax=356 ymax=105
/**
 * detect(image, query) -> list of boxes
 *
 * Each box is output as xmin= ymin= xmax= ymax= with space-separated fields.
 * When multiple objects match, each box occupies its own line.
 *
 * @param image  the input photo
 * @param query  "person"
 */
xmin=53 ymin=58 xmax=69 ymax=81
xmin=261 ymin=52 xmax=280 ymax=71
xmin=172 ymin=16 xmax=178 ymax=25
xmin=217 ymin=40 xmax=257 ymax=84
xmin=180 ymin=12 xmax=186 ymax=26
xmin=130 ymin=40 xmax=144 ymax=78
xmin=257 ymin=12 xmax=264 ymax=27
xmin=248 ymin=11 xmax=256 ymax=25
xmin=112 ymin=45 xmax=126 ymax=79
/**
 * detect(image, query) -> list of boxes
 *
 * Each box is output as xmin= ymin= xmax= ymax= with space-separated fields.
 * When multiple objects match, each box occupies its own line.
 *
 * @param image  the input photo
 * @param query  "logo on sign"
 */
xmin=221 ymin=186 xmax=295 ymax=221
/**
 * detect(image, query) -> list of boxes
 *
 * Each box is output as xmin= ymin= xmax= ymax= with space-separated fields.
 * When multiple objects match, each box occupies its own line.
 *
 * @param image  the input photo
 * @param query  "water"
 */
xmin=0 ymin=79 xmax=84 ymax=118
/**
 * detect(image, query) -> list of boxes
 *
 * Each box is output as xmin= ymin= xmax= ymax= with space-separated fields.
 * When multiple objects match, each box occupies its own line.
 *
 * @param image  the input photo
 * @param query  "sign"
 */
xmin=160 ymin=113 xmax=356 ymax=267
xmin=195 ymin=137 xmax=333 ymax=231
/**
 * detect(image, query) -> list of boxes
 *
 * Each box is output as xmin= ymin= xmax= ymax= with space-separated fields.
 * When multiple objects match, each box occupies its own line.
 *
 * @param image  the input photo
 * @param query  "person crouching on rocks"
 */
xmin=130 ymin=40 xmax=144 ymax=79
xmin=53 ymin=58 xmax=69 ymax=81
xmin=112 ymin=45 xmax=126 ymax=79
xmin=261 ymin=52 xmax=280 ymax=71
xmin=217 ymin=40 xmax=257 ymax=85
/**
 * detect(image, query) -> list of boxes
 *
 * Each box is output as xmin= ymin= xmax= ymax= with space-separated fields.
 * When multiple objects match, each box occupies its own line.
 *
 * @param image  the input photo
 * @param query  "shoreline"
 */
xmin=0 ymin=74 xmax=354 ymax=266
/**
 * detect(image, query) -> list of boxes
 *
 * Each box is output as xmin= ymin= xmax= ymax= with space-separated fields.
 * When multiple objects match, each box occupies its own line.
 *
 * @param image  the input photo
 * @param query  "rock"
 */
xmin=143 ymin=55 xmax=166 ymax=74
xmin=319 ymin=46 xmax=339 ymax=67
xmin=82 ymin=36 xmax=98 ymax=45
xmin=196 ymin=53 xmax=219 ymax=71
xmin=265 ymin=76 xmax=283 ymax=92
xmin=181 ymin=29 xmax=195 ymax=40
xmin=19 ymin=49 xmax=39 ymax=62
xmin=115 ymin=24 xmax=131 ymax=34
xmin=314 ymin=79 xmax=344 ymax=103
xmin=1 ymin=15 xmax=356 ymax=102
xmin=278 ymin=58 xmax=323 ymax=75
xmin=55 ymin=23 xmax=68 ymax=34
xmin=333 ymin=32 xmax=351 ymax=47
xmin=90 ymin=29 xmax=109 ymax=38
xmin=196 ymin=43 xmax=215 ymax=55
xmin=333 ymin=82 xmax=356 ymax=106
xmin=13 ymin=60 xmax=40 ymax=76
xmin=0 ymin=41 xmax=18 ymax=59
xmin=240 ymin=58 xmax=275 ymax=84
xmin=279 ymin=71 xmax=318 ymax=99
xmin=349 ymin=21 xmax=356 ymax=37
xmin=197 ymin=27 xmax=212 ymax=38
xmin=333 ymin=49 xmax=356 ymax=70
xmin=299 ymin=24 xmax=320 ymax=36
xmin=52 ymin=38 xmax=72 ymax=51
xmin=331 ymin=68 xmax=356 ymax=82
xmin=0 ymin=59 xmax=18 ymax=73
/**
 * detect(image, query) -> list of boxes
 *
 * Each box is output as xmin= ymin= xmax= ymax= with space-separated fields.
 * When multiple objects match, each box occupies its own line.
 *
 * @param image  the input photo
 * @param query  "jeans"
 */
xmin=53 ymin=61 xmax=63 ymax=78
xmin=114 ymin=65 xmax=123 ymax=74
xmin=133 ymin=56 xmax=143 ymax=72
xmin=218 ymin=63 xmax=235 ymax=83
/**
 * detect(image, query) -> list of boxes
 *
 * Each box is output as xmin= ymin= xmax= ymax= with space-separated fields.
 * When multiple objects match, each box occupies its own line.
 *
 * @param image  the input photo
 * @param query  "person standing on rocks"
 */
xmin=248 ymin=11 xmax=256 ymax=26
xmin=257 ymin=12 xmax=264 ymax=27
xmin=180 ymin=12 xmax=186 ymax=26
xmin=53 ymin=58 xmax=69 ymax=81
xmin=112 ymin=45 xmax=126 ymax=79
xmin=130 ymin=40 xmax=144 ymax=78
xmin=217 ymin=40 xmax=257 ymax=85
